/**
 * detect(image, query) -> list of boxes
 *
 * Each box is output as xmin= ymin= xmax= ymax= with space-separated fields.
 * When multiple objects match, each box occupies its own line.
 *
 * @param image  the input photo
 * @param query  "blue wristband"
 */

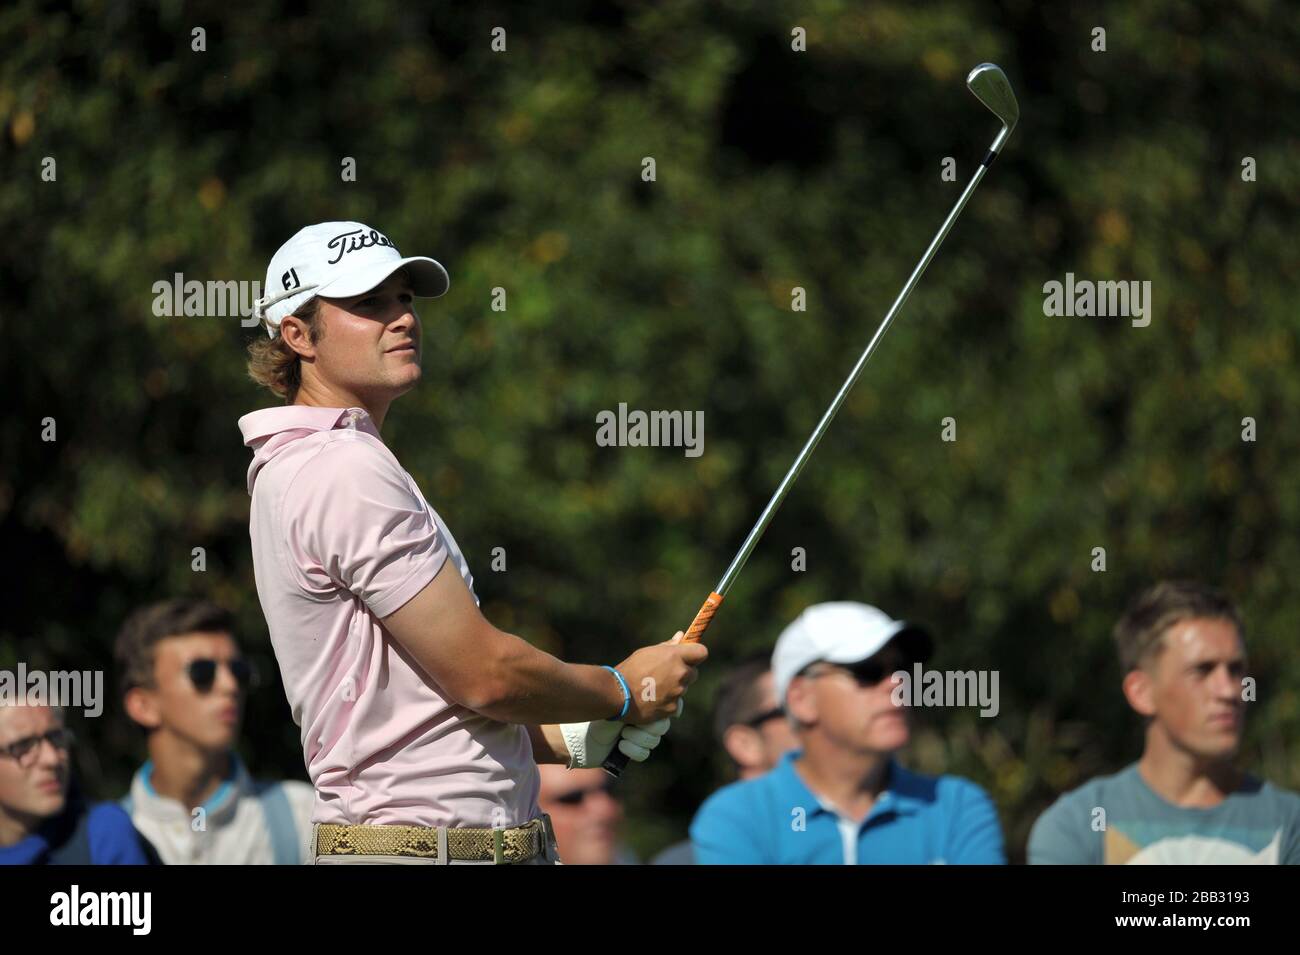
xmin=602 ymin=666 xmax=631 ymax=721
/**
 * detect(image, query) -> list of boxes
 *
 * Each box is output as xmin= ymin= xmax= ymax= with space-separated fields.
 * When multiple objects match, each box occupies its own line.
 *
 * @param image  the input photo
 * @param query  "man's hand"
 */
xmin=613 ymin=632 xmax=708 ymax=724
xmin=559 ymin=703 xmax=681 ymax=769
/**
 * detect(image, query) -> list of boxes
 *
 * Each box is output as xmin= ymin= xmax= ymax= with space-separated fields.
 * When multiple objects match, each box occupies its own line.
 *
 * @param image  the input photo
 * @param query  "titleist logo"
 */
xmin=326 ymin=228 xmax=396 ymax=264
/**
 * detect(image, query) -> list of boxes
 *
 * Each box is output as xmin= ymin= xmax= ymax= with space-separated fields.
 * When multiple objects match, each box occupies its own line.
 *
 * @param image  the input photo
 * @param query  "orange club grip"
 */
xmin=600 ymin=590 xmax=724 ymax=778
xmin=682 ymin=592 xmax=724 ymax=644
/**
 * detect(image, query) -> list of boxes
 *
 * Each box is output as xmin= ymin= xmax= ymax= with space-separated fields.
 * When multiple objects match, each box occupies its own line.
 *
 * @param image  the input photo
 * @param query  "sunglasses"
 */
xmin=809 ymin=652 xmax=912 ymax=689
xmin=551 ymin=779 xmax=617 ymax=806
xmin=0 ymin=727 xmax=75 ymax=767
xmin=744 ymin=706 xmax=786 ymax=728
xmin=186 ymin=658 xmax=254 ymax=693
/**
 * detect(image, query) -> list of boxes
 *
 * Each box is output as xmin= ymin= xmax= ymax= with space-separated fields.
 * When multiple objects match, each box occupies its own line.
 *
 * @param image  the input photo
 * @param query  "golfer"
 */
xmin=238 ymin=221 xmax=705 ymax=864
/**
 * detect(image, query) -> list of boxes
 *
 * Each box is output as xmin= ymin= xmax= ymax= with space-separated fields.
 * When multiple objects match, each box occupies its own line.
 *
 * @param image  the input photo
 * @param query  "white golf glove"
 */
xmin=559 ymin=701 xmax=682 ymax=769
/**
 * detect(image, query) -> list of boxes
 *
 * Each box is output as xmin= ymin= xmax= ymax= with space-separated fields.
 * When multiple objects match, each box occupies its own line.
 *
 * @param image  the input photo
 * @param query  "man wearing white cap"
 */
xmin=238 ymin=222 xmax=706 ymax=864
xmin=689 ymin=601 xmax=1003 ymax=864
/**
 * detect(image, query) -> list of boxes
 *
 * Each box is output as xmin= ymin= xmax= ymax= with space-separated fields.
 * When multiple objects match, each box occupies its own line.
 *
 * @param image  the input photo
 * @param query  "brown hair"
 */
xmin=712 ymin=654 xmax=775 ymax=745
xmin=114 ymin=598 xmax=235 ymax=698
xmin=246 ymin=296 xmax=323 ymax=403
xmin=1113 ymin=580 xmax=1242 ymax=673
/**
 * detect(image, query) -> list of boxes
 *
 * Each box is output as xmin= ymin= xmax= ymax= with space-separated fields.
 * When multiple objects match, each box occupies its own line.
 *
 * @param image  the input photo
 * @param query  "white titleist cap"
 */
xmin=254 ymin=221 xmax=450 ymax=337
xmin=771 ymin=601 xmax=932 ymax=703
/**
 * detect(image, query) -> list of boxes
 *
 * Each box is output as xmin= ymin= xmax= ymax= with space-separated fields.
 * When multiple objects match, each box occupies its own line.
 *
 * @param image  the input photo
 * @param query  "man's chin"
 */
xmin=1182 ymin=733 xmax=1241 ymax=762
xmin=389 ymin=366 xmax=422 ymax=392
xmin=574 ymin=823 xmax=616 ymax=843
xmin=1201 ymin=737 xmax=1242 ymax=760
xmin=191 ymin=727 xmax=239 ymax=752
xmin=862 ymin=713 xmax=910 ymax=747
xmin=841 ymin=734 xmax=907 ymax=757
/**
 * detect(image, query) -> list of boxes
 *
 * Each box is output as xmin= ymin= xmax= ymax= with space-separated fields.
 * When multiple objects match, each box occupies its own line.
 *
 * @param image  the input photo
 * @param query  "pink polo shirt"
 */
xmin=238 ymin=405 xmax=540 ymax=829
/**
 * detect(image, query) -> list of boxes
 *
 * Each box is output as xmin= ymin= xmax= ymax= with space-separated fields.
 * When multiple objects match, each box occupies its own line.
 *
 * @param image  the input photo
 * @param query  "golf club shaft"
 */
xmin=603 ymin=142 xmax=1004 ymax=778
xmin=713 ymin=157 xmax=997 ymax=603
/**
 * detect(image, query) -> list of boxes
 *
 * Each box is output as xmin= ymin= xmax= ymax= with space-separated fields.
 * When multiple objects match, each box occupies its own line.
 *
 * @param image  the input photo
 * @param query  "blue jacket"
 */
xmin=0 ymin=799 xmax=154 ymax=865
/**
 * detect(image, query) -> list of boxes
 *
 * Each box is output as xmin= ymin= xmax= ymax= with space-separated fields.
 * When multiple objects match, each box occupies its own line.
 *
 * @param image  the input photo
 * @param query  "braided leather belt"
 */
xmin=315 ymin=818 xmax=547 ymax=864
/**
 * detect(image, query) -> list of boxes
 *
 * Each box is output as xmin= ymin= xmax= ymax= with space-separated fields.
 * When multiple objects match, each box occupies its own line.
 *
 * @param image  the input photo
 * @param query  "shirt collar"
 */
xmin=132 ymin=753 xmax=253 ymax=824
xmin=237 ymin=405 xmax=379 ymax=445
xmin=774 ymin=750 xmax=925 ymax=821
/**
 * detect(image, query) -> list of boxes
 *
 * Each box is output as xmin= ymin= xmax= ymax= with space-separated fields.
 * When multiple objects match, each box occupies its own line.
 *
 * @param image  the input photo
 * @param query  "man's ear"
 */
xmin=279 ymin=314 xmax=319 ymax=360
xmin=722 ymin=725 xmax=763 ymax=771
xmin=1122 ymin=667 xmax=1157 ymax=718
xmin=123 ymin=686 xmax=162 ymax=731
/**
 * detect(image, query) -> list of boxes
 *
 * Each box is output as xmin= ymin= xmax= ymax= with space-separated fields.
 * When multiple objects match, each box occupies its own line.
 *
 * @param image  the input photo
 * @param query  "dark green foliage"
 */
xmin=3 ymin=1 xmax=1297 ymax=862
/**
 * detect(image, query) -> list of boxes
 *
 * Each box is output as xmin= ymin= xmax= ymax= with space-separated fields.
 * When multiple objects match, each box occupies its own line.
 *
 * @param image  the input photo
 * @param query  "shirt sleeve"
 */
xmin=690 ymin=789 xmax=768 ymax=865
xmin=943 ymin=779 xmax=1006 ymax=864
xmin=1027 ymin=791 xmax=1097 ymax=864
xmin=285 ymin=437 xmax=448 ymax=618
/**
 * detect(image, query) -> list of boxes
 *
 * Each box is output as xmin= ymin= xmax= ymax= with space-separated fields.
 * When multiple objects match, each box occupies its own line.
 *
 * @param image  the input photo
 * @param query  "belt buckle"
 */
xmin=492 ymin=827 xmax=506 ymax=865
xmin=538 ymin=814 xmax=557 ymax=863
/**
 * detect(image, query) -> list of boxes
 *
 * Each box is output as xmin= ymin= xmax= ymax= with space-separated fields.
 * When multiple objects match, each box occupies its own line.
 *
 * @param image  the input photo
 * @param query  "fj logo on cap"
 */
xmin=326 ymin=228 xmax=396 ymax=265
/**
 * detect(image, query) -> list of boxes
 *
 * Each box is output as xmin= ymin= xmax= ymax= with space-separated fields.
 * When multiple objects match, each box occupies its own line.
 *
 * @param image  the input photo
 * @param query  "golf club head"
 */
xmin=967 ymin=63 xmax=1019 ymax=144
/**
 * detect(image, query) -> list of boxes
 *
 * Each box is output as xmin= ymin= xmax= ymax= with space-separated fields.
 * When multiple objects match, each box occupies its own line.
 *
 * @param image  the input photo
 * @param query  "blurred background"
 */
xmin=2 ymin=0 xmax=1298 ymax=863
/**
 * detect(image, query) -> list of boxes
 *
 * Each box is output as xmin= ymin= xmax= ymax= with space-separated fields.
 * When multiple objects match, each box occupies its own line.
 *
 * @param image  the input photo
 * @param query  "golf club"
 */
xmin=604 ymin=63 xmax=1020 ymax=776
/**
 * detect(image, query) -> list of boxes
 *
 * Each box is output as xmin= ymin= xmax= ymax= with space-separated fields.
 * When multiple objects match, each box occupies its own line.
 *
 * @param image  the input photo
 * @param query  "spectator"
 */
xmin=1029 ymin=580 xmax=1300 ymax=864
xmin=652 ymin=655 xmax=797 ymax=864
xmin=712 ymin=654 xmax=800 ymax=780
xmin=536 ymin=764 xmax=636 ymax=864
xmin=0 ymin=698 xmax=152 ymax=864
xmin=115 ymin=599 xmax=314 ymax=864
xmin=691 ymin=602 xmax=1006 ymax=864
